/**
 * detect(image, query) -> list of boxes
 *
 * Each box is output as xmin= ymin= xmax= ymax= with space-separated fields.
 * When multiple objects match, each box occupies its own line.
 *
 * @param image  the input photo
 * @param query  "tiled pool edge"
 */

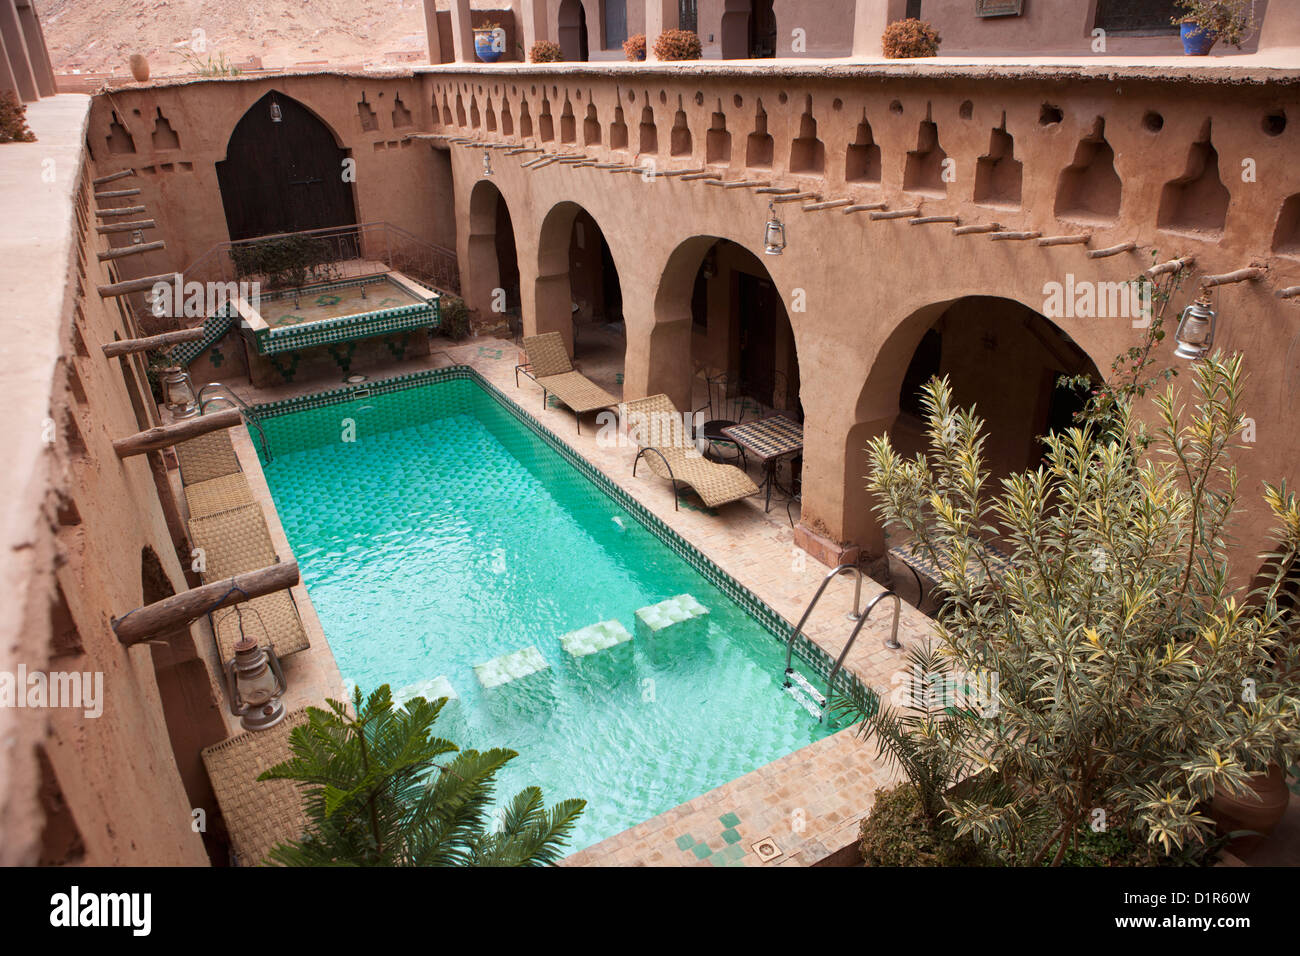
xmin=248 ymin=364 xmax=861 ymax=698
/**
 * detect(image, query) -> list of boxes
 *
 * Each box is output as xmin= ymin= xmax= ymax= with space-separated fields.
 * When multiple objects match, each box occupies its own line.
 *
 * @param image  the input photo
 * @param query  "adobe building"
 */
xmin=2 ymin=0 xmax=1299 ymax=866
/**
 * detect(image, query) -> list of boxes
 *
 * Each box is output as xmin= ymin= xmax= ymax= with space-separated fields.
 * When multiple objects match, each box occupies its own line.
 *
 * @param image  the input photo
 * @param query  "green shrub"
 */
xmin=653 ymin=29 xmax=702 ymax=61
xmin=437 ymin=294 xmax=472 ymax=340
xmin=0 ymin=90 xmax=36 ymax=144
xmin=859 ymin=784 xmax=983 ymax=866
xmin=882 ymin=18 xmax=942 ymax=58
xmin=530 ymin=40 xmax=563 ymax=63
xmin=1174 ymin=0 xmax=1256 ymax=47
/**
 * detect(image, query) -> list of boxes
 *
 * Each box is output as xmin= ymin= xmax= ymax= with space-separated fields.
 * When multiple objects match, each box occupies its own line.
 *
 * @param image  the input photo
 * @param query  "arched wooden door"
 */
xmin=216 ymin=91 xmax=358 ymax=241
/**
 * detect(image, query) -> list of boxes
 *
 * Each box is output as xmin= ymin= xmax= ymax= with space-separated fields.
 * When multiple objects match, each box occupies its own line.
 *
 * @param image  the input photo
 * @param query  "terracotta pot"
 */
xmin=1210 ymin=765 xmax=1290 ymax=840
xmin=128 ymin=54 xmax=150 ymax=82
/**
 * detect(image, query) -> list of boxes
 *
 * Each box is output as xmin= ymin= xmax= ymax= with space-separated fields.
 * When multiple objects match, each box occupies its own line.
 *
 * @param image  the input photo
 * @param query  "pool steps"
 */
xmin=474 ymin=645 xmax=550 ymax=689
xmin=783 ymin=671 xmax=828 ymax=721
xmin=559 ymin=620 xmax=633 ymax=658
xmin=633 ymin=594 xmax=710 ymax=642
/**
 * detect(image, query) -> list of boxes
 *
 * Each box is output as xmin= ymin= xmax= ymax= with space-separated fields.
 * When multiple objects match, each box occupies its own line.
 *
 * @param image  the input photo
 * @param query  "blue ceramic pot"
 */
xmin=1180 ymin=21 xmax=1217 ymax=56
xmin=475 ymin=30 xmax=503 ymax=63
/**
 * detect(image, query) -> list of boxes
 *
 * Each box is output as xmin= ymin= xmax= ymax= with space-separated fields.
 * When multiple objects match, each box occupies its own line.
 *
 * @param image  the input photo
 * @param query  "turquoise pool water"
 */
xmin=257 ymin=373 xmax=833 ymax=852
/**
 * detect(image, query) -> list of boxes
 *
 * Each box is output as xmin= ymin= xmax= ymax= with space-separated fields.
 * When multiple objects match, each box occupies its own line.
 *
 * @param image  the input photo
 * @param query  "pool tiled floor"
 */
xmin=213 ymin=328 xmax=932 ymax=866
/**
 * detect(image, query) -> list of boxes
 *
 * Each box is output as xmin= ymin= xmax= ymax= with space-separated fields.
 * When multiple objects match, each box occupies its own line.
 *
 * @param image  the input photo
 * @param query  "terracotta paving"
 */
xmin=204 ymin=328 xmax=941 ymax=865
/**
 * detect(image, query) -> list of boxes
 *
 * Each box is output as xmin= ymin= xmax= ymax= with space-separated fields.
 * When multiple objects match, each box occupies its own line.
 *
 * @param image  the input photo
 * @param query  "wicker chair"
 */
xmin=518 ymin=332 xmax=620 ymax=434
xmin=174 ymin=428 xmax=242 ymax=485
xmin=184 ymin=472 xmax=256 ymax=518
xmin=621 ymin=394 xmax=759 ymax=510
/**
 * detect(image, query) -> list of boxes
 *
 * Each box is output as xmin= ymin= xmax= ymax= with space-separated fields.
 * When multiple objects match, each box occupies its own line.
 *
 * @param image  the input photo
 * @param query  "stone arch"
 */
xmin=558 ymin=0 xmax=591 ymax=61
xmin=466 ymin=179 xmax=521 ymax=322
xmin=534 ymin=201 xmax=623 ymax=357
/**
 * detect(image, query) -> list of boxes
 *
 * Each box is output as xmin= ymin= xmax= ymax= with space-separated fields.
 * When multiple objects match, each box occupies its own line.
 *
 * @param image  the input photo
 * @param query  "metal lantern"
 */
xmin=482 ymin=150 xmax=494 ymax=177
xmin=160 ymin=367 xmax=199 ymax=418
xmin=763 ymin=201 xmax=786 ymax=256
xmin=269 ymin=98 xmax=283 ymax=123
xmin=225 ymin=633 xmax=288 ymax=732
xmin=1174 ymin=299 xmax=1217 ymax=360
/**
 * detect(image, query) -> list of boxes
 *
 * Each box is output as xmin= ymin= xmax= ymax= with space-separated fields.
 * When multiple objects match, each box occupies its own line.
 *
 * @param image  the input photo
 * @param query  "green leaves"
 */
xmin=866 ymin=353 xmax=1300 ymax=865
xmin=258 ymin=684 xmax=585 ymax=866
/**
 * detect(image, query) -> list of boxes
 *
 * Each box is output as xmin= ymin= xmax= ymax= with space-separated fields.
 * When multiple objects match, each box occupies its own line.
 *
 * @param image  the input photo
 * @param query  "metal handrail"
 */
xmin=782 ymin=562 xmax=867 ymax=680
xmin=198 ymin=383 xmax=272 ymax=462
xmin=823 ymin=590 xmax=901 ymax=704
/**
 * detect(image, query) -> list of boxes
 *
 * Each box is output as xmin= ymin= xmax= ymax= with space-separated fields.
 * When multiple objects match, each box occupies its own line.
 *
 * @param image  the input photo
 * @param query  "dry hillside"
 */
xmin=38 ymin=0 xmax=502 ymax=75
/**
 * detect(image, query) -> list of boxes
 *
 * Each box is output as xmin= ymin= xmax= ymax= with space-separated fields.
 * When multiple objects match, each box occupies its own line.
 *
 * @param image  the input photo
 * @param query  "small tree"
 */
xmin=866 ymin=354 xmax=1300 ymax=864
xmin=260 ymin=686 xmax=585 ymax=866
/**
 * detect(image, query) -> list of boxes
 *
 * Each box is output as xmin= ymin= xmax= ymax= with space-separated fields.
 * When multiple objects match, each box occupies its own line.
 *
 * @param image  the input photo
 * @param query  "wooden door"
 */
xmin=217 ymin=91 xmax=358 ymax=242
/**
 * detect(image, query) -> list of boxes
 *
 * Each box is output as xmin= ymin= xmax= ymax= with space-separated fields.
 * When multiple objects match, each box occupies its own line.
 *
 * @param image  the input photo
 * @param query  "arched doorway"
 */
xmin=558 ymin=0 xmax=590 ymax=61
xmin=216 ymin=90 xmax=357 ymax=241
xmin=720 ymin=0 xmax=777 ymax=59
xmin=653 ymin=235 xmax=800 ymax=429
xmin=535 ymin=202 xmax=624 ymax=370
xmin=466 ymin=180 xmax=521 ymax=330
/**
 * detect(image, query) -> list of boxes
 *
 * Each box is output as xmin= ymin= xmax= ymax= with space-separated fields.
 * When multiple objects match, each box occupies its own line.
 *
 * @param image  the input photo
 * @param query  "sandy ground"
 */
xmin=37 ymin=0 xmax=500 ymax=75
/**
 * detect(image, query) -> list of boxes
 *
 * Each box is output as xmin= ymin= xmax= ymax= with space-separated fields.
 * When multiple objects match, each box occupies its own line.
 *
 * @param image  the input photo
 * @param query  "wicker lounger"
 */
xmin=622 ymin=394 xmax=759 ymax=510
xmin=201 ymin=709 xmax=309 ymax=866
xmin=184 ymin=472 xmax=256 ymax=518
xmin=519 ymin=332 xmax=619 ymax=433
xmin=174 ymin=428 xmax=242 ymax=486
xmin=188 ymin=503 xmax=310 ymax=660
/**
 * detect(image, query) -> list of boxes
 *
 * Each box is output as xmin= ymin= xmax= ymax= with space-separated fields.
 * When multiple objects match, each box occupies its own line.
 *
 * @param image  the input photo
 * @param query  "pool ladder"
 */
xmin=782 ymin=562 xmax=901 ymax=722
xmin=198 ymin=383 xmax=273 ymax=462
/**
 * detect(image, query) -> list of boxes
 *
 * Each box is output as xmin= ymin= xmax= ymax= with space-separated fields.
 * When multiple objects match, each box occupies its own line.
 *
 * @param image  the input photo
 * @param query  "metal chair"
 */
xmin=694 ymin=369 xmax=751 ymax=467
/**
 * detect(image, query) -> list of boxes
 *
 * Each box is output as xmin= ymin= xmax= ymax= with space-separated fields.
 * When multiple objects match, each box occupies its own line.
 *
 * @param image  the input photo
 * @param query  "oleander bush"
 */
xmin=653 ymin=29 xmax=703 ymax=61
xmin=881 ymin=18 xmax=942 ymax=58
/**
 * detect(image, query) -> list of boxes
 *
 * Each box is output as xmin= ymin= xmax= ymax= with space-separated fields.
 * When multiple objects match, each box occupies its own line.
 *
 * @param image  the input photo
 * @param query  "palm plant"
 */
xmin=259 ymin=685 xmax=585 ymax=866
xmin=866 ymin=353 xmax=1300 ymax=865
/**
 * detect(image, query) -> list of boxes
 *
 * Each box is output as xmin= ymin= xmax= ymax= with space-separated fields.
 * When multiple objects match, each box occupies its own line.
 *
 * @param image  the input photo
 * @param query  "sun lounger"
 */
xmin=518 ymin=332 xmax=619 ymax=433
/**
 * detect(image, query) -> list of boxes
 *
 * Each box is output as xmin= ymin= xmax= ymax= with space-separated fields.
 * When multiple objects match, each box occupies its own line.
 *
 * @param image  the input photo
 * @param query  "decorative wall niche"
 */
xmin=358 ymin=95 xmax=379 ymax=132
xmin=1272 ymin=194 xmax=1300 ymax=256
xmin=392 ymin=95 xmax=413 ymax=128
xmin=106 ymin=112 xmax=136 ymax=154
xmin=973 ymin=115 xmax=1022 ymax=207
xmin=519 ymin=99 xmax=534 ymax=138
xmin=539 ymin=97 xmax=555 ymax=141
xmin=638 ymin=103 xmax=658 ymax=155
xmin=501 ymin=99 xmax=515 ymax=136
xmin=670 ymin=98 xmax=692 ymax=157
xmin=1054 ymin=118 xmax=1122 ymax=223
xmin=746 ymin=99 xmax=774 ymax=169
xmin=560 ymin=98 xmax=576 ymax=143
xmin=845 ymin=115 xmax=881 ymax=184
xmin=610 ymin=105 xmax=629 ymax=150
xmin=902 ymin=107 xmax=948 ymax=196
xmin=706 ymin=102 xmax=731 ymax=164
xmin=1156 ymin=121 xmax=1230 ymax=236
xmin=789 ymin=96 xmax=825 ymax=176
xmin=583 ymin=103 xmax=601 ymax=146
xmin=150 ymin=107 xmax=180 ymax=150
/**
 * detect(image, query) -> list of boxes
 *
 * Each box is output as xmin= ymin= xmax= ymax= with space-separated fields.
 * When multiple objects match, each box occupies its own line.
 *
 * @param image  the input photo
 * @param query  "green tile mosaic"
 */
xmin=719 ymin=812 xmax=741 ymax=828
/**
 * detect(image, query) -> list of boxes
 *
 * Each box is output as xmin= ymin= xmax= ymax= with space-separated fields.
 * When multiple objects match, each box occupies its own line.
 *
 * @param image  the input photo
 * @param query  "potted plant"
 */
xmin=652 ymin=29 xmax=702 ymax=61
xmin=623 ymin=33 xmax=647 ymax=61
xmin=881 ymin=18 xmax=942 ymax=58
xmin=529 ymin=40 xmax=563 ymax=63
xmin=1173 ymin=0 xmax=1256 ymax=55
xmin=474 ymin=21 xmax=505 ymax=63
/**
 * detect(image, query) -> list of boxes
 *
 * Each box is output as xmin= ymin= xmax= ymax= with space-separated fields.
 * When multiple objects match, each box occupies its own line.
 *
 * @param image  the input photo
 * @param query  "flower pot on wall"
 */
xmin=128 ymin=54 xmax=150 ymax=82
xmin=1209 ymin=765 xmax=1291 ymax=849
xmin=1180 ymin=21 xmax=1218 ymax=55
xmin=475 ymin=29 xmax=504 ymax=63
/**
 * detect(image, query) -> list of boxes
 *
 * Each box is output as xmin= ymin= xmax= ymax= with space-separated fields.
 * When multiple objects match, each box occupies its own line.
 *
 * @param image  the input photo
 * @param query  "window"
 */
xmin=604 ymin=0 xmax=628 ymax=47
xmin=679 ymin=0 xmax=698 ymax=33
xmin=1093 ymin=0 xmax=1180 ymax=34
xmin=906 ymin=0 xmax=922 ymax=18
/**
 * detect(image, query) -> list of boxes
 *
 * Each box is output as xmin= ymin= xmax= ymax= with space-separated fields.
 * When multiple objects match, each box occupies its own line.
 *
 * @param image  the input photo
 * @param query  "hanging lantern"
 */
xmin=482 ymin=150 xmax=494 ymax=177
xmin=763 ymin=201 xmax=786 ymax=256
xmin=1173 ymin=298 xmax=1217 ymax=360
xmin=270 ymin=98 xmax=283 ymax=123
xmin=224 ymin=630 xmax=288 ymax=733
xmin=160 ymin=367 xmax=199 ymax=418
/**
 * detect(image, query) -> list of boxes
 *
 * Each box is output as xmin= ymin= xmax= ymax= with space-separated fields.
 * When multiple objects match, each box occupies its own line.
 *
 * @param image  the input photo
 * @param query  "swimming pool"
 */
xmin=255 ymin=368 xmax=845 ymax=851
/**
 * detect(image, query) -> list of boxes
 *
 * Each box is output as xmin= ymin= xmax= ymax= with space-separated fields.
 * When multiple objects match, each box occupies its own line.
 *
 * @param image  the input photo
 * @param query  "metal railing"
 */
xmin=198 ymin=383 xmax=272 ymax=462
xmin=782 ymin=562 xmax=866 ymax=678
xmin=182 ymin=221 xmax=460 ymax=298
xmin=823 ymin=590 xmax=901 ymax=703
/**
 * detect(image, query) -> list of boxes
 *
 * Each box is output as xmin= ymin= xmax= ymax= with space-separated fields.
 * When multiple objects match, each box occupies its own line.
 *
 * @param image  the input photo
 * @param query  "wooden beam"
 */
xmin=989 ymin=231 xmax=1043 ymax=241
xmin=95 ymin=205 xmax=147 ymax=218
xmin=97 ymin=240 xmax=166 ymax=261
xmin=1202 ymin=267 xmax=1265 ymax=288
xmin=1086 ymin=241 xmax=1138 ymax=260
xmin=113 ymin=407 xmax=242 ymax=458
xmin=1277 ymin=286 xmax=1300 ymax=299
xmin=680 ymin=172 xmax=721 ymax=181
xmin=1148 ymin=255 xmax=1195 ymax=278
xmin=1037 ymin=234 xmax=1091 ymax=246
xmin=773 ymin=192 xmax=819 ymax=203
xmin=843 ymin=202 xmax=888 ymax=214
xmin=803 ymin=199 xmax=852 ymax=211
xmin=96 ymin=219 xmax=156 ymax=235
xmin=102 ymin=328 xmax=206 ymax=358
xmin=97 ymin=273 xmax=179 ymax=298
xmin=953 ymin=223 xmax=1001 ymax=235
xmin=113 ymin=561 xmax=300 ymax=645
xmin=910 ymin=215 xmax=961 ymax=225
xmin=92 ymin=168 xmax=136 ymax=186
xmin=755 ymin=186 xmax=799 ymax=195
xmin=871 ymin=208 xmax=920 ymax=220
xmin=94 ymin=188 xmax=142 ymax=200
